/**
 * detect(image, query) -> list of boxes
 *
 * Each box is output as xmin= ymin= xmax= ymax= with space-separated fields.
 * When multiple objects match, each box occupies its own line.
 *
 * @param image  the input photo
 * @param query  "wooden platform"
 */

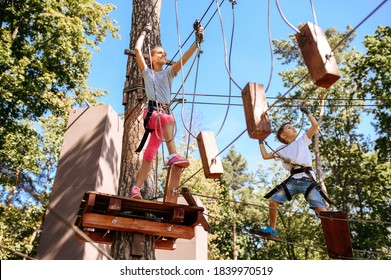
xmin=320 ymin=211 xmax=353 ymax=259
xmin=74 ymin=189 xmax=210 ymax=249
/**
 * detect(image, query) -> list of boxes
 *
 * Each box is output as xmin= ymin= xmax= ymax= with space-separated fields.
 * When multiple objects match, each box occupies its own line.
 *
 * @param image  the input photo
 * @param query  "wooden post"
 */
xmin=295 ymin=22 xmax=341 ymax=89
xmin=241 ymin=82 xmax=272 ymax=140
xmin=163 ymin=165 xmax=183 ymax=204
xmin=197 ymin=131 xmax=224 ymax=179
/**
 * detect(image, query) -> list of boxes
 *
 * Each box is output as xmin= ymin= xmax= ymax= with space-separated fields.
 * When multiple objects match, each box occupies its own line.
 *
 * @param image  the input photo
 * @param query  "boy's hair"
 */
xmin=276 ymin=122 xmax=291 ymax=144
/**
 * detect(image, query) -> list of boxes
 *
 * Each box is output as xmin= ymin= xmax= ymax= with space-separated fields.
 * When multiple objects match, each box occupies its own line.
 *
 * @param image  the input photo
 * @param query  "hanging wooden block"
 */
xmin=295 ymin=22 xmax=341 ymax=89
xmin=241 ymin=82 xmax=272 ymax=140
xmin=320 ymin=211 xmax=353 ymax=259
xmin=164 ymin=165 xmax=182 ymax=204
xmin=197 ymin=131 xmax=224 ymax=179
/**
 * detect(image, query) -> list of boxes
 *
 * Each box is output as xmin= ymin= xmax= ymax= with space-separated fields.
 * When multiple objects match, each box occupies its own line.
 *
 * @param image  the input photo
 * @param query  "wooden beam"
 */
xmin=82 ymin=213 xmax=195 ymax=239
xmin=182 ymin=188 xmax=211 ymax=232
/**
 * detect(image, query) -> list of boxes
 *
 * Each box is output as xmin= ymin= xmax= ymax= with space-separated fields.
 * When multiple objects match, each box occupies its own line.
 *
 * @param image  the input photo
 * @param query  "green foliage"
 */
xmin=0 ymin=0 xmax=119 ymax=259
xmin=350 ymin=26 xmax=391 ymax=162
xmin=0 ymin=204 xmax=45 ymax=259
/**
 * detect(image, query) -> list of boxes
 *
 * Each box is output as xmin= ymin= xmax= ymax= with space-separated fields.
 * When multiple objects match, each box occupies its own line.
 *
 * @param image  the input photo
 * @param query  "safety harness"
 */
xmin=264 ymin=166 xmax=333 ymax=205
xmin=135 ymin=100 xmax=169 ymax=153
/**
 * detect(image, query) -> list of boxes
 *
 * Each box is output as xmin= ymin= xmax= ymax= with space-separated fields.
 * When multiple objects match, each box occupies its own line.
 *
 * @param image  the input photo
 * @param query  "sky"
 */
xmin=88 ymin=0 xmax=390 ymax=173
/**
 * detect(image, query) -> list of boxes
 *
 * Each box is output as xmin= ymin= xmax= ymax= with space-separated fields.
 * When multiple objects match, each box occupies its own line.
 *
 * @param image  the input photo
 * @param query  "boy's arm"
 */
xmin=172 ymin=26 xmax=204 ymax=75
xmin=259 ymin=140 xmax=274 ymax=160
xmin=134 ymin=25 xmax=152 ymax=73
xmin=301 ymin=106 xmax=319 ymax=140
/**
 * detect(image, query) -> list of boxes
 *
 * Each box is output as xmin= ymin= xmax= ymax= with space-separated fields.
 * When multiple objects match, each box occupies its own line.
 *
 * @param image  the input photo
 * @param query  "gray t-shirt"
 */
xmin=142 ymin=66 xmax=175 ymax=104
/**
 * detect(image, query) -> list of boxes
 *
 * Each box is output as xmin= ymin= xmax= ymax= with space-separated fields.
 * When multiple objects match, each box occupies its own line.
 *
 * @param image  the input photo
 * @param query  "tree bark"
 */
xmin=111 ymin=0 xmax=162 ymax=260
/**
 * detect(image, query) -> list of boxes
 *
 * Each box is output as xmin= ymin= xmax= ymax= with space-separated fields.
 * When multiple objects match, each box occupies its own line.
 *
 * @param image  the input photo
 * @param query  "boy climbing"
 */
xmin=258 ymin=105 xmax=332 ymax=239
xmin=130 ymin=23 xmax=204 ymax=199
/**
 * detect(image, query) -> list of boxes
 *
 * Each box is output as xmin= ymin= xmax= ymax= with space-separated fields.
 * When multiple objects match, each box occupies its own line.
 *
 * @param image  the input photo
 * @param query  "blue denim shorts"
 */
xmin=271 ymin=177 xmax=325 ymax=208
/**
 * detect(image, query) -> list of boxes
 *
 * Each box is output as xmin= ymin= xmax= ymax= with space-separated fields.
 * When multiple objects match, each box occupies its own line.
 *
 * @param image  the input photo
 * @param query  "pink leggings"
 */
xmin=143 ymin=108 xmax=175 ymax=162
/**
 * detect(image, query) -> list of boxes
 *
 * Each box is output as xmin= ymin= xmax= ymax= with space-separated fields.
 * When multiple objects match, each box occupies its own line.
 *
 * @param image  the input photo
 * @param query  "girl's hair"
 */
xmin=151 ymin=46 xmax=165 ymax=56
xmin=276 ymin=122 xmax=291 ymax=144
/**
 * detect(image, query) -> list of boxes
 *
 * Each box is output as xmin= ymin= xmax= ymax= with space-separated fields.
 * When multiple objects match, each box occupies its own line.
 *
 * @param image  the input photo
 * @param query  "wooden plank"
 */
xmin=132 ymin=233 xmax=145 ymax=256
xmin=81 ymin=191 xmax=204 ymax=218
xmin=197 ymin=131 xmax=224 ymax=179
xmin=155 ymin=238 xmax=176 ymax=250
xmin=75 ymin=230 xmax=113 ymax=244
xmin=75 ymin=192 xmax=96 ymax=228
xmin=241 ymin=82 xmax=272 ymax=140
xmin=295 ymin=22 xmax=341 ymax=89
xmin=320 ymin=211 xmax=353 ymax=259
xmin=164 ymin=165 xmax=182 ymax=204
xmin=82 ymin=213 xmax=195 ymax=239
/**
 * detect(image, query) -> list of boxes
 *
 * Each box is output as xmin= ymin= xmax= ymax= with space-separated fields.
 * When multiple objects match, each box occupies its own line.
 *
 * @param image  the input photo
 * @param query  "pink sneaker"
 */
xmin=130 ymin=186 xmax=142 ymax=199
xmin=167 ymin=154 xmax=190 ymax=168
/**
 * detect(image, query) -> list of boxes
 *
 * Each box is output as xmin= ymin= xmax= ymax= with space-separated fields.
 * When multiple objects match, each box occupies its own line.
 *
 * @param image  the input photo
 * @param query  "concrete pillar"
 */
xmin=36 ymin=105 xmax=123 ymax=260
xmin=155 ymin=196 xmax=208 ymax=260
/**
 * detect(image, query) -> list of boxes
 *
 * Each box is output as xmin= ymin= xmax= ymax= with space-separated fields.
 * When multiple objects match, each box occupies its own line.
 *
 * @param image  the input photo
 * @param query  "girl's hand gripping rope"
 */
xmin=193 ymin=19 xmax=204 ymax=53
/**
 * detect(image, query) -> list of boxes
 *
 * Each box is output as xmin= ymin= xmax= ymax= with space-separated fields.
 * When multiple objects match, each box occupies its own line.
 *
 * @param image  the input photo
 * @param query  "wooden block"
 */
xmin=85 ymin=192 xmax=96 ymax=214
xmin=169 ymin=208 xmax=185 ymax=224
xmin=197 ymin=131 xmax=224 ymax=179
xmin=82 ymin=212 xmax=195 ymax=239
xmin=295 ymin=22 xmax=341 ymax=89
xmin=164 ymin=165 xmax=182 ymax=204
xmin=241 ymin=82 xmax=272 ymax=140
xmin=107 ymin=197 xmax=122 ymax=215
xmin=320 ymin=211 xmax=353 ymax=259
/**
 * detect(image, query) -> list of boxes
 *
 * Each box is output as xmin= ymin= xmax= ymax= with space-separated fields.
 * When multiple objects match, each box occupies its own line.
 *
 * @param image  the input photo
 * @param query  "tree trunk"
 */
xmin=232 ymin=200 xmax=237 ymax=260
xmin=111 ymin=0 xmax=162 ymax=260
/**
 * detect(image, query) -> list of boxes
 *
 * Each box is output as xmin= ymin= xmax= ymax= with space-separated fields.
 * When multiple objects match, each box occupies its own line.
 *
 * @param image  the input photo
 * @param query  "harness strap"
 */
xmin=135 ymin=101 xmax=170 ymax=153
xmin=264 ymin=179 xmax=292 ymax=201
xmin=264 ymin=166 xmax=333 ymax=204
xmin=304 ymin=182 xmax=334 ymax=205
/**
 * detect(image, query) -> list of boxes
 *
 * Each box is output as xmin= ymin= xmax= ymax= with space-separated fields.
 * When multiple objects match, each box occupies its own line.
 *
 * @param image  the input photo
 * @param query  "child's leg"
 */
xmin=164 ymin=122 xmax=177 ymax=155
xmin=269 ymin=200 xmax=280 ymax=230
xmin=134 ymin=159 xmax=153 ymax=188
xmin=314 ymin=206 xmax=327 ymax=215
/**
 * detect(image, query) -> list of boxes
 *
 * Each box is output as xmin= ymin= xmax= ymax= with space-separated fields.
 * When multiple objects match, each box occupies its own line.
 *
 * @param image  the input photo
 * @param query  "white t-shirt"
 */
xmin=275 ymin=134 xmax=316 ymax=179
